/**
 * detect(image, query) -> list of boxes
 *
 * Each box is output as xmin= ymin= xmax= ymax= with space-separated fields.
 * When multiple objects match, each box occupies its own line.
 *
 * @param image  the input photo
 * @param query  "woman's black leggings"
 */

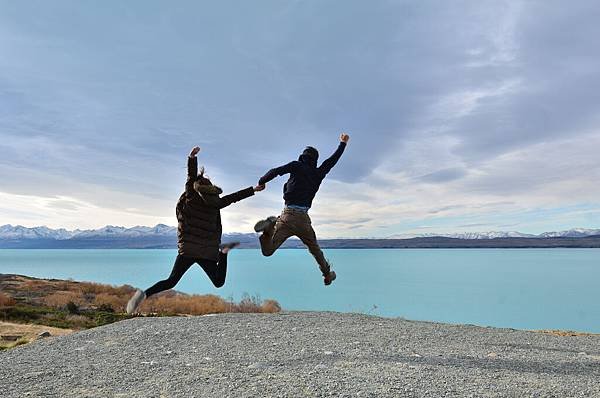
xmin=145 ymin=252 xmax=227 ymax=297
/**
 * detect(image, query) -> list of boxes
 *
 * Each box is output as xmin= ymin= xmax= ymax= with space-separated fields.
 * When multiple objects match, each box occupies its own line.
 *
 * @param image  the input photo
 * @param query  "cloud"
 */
xmin=419 ymin=168 xmax=468 ymax=184
xmin=0 ymin=1 xmax=599 ymax=236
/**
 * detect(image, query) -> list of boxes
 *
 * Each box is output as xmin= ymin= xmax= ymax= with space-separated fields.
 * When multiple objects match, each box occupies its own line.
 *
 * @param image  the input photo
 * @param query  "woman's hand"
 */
xmin=189 ymin=146 xmax=201 ymax=157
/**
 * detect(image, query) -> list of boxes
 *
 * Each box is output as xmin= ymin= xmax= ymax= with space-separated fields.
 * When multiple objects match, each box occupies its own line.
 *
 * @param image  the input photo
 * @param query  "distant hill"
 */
xmin=1 ymin=224 xmax=600 ymax=249
xmin=315 ymin=236 xmax=600 ymax=249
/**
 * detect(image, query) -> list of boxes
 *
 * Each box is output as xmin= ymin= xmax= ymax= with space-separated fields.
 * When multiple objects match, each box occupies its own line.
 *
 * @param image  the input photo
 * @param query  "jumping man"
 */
xmin=254 ymin=133 xmax=349 ymax=286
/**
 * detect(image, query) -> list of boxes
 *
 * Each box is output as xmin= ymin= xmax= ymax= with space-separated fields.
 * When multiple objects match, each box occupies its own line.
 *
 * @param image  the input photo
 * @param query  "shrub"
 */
xmin=234 ymin=294 xmax=263 ymax=313
xmin=97 ymin=303 xmax=115 ymax=313
xmin=140 ymin=293 xmax=229 ymax=315
xmin=78 ymin=282 xmax=135 ymax=297
xmin=65 ymin=314 xmax=88 ymax=323
xmin=261 ymin=300 xmax=281 ymax=313
xmin=63 ymin=314 xmax=92 ymax=328
xmin=6 ymin=275 xmax=282 ymax=327
xmin=66 ymin=301 xmax=79 ymax=314
xmin=95 ymin=312 xmax=118 ymax=326
xmin=94 ymin=293 xmax=127 ymax=313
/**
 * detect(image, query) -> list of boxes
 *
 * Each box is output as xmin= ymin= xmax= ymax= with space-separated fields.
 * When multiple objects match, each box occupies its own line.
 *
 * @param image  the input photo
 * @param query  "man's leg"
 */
xmin=197 ymin=251 xmax=228 ymax=288
xmin=259 ymin=213 xmax=294 ymax=257
xmin=145 ymin=255 xmax=196 ymax=297
xmin=296 ymin=215 xmax=331 ymax=276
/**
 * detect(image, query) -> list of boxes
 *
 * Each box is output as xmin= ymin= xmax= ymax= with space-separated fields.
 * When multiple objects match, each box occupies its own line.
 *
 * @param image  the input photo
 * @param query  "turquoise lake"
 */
xmin=1 ymin=248 xmax=599 ymax=332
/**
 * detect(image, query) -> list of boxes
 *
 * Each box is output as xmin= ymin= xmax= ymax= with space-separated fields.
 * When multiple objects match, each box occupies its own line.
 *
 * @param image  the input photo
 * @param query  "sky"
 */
xmin=1 ymin=0 xmax=600 ymax=238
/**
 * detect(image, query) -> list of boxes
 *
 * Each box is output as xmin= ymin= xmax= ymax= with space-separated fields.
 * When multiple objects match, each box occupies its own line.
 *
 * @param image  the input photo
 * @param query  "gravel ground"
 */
xmin=1 ymin=312 xmax=600 ymax=397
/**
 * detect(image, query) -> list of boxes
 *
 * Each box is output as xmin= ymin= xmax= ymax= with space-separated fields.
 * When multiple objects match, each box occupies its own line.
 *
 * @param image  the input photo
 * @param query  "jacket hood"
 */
xmin=193 ymin=183 xmax=223 ymax=207
xmin=298 ymin=146 xmax=318 ymax=168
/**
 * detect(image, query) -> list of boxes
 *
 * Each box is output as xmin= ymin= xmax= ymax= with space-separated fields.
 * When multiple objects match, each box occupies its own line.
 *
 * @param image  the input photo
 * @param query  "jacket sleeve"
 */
xmin=219 ymin=186 xmax=255 ymax=209
xmin=258 ymin=161 xmax=297 ymax=185
xmin=185 ymin=156 xmax=198 ymax=194
xmin=318 ymin=142 xmax=346 ymax=176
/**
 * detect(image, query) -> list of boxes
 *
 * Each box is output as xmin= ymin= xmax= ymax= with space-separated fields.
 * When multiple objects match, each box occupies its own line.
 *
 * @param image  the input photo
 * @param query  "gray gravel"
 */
xmin=1 ymin=312 xmax=600 ymax=397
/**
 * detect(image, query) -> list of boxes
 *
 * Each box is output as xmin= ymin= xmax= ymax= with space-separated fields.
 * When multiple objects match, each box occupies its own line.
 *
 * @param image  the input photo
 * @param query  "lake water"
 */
xmin=1 ymin=248 xmax=599 ymax=333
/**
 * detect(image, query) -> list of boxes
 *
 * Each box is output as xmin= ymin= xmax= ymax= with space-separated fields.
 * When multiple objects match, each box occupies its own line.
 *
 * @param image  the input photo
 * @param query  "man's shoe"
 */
xmin=220 ymin=241 xmax=240 ymax=254
xmin=324 ymin=271 xmax=337 ymax=286
xmin=254 ymin=216 xmax=277 ymax=233
xmin=126 ymin=289 xmax=146 ymax=314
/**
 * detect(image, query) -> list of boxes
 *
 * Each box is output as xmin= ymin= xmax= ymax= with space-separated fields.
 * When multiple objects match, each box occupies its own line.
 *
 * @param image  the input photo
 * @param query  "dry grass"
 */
xmin=0 ymin=292 xmax=16 ymax=308
xmin=79 ymin=282 xmax=135 ymax=296
xmin=94 ymin=293 xmax=128 ymax=313
xmin=0 ymin=337 xmax=29 ymax=350
xmin=141 ymin=293 xmax=228 ymax=315
xmin=42 ymin=291 xmax=85 ymax=308
xmin=2 ymin=275 xmax=281 ymax=316
xmin=138 ymin=292 xmax=281 ymax=316
xmin=261 ymin=299 xmax=282 ymax=313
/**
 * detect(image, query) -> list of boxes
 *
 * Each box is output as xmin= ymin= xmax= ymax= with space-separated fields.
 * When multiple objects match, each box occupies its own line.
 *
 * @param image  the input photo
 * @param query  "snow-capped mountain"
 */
xmin=538 ymin=228 xmax=600 ymax=238
xmin=72 ymin=224 xmax=177 ymax=239
xmin=0 ymin=224 xmax=176 ymax=240
xmin=1 ymin=225 xmax=600 ymax=244
xmin=387 ymin=229 xmax=600 ymax=240
xmin=0 ymin=225 xmax=78 ymax=240
xmin=434 ymin=231 xmax=536 ymax=239
xmin=0 ymin=224 xmax=260 ymax=249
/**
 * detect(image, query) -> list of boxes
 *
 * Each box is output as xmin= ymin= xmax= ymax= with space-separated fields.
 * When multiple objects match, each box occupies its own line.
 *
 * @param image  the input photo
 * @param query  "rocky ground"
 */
xmin=1 ymin=312 xmax=599 ymax=397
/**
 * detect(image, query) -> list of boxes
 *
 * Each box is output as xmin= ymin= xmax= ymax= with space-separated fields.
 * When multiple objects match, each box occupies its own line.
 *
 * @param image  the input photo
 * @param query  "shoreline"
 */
xmin=2 ymin=271 xmax=600 ymax=335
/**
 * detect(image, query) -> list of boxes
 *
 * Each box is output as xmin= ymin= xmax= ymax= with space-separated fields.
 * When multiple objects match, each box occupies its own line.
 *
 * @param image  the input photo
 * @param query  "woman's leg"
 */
xmin=145 ymin=255 xmax=195 ymax=297
xmin=197 ymin=251 xmax=228 ymax=288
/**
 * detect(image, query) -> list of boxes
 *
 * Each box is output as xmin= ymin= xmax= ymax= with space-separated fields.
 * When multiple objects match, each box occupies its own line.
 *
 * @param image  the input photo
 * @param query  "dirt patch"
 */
xmin=535 ymin=329 xmax=598 ymax=337
xmin=0 ymin=321 xmax=73 ymax=340
xmin=0 ymin=321 xmax=73 ymax=350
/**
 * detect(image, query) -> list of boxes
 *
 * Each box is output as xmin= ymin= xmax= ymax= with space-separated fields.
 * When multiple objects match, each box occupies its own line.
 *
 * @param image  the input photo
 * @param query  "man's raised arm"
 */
xmin=318 ymin=133 xmax=349 ymax=176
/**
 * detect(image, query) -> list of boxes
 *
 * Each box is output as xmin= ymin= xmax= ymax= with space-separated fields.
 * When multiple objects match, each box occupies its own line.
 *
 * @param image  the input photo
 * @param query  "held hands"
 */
xmin=189 ymin=146 xmax=201 ymax=157
xmin=253 ymin=184 xmax=266 ymax=192
xmin=340 ymin=133 xmax=350 ymax=143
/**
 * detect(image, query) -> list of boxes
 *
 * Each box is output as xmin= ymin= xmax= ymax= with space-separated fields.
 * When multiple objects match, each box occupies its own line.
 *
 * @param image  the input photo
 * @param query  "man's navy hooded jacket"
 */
xmin=258 ymin=142 xmax=347 ymax=208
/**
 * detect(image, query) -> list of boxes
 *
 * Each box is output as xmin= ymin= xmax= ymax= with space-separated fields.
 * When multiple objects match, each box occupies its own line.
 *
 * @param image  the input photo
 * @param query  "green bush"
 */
xmin=95 ymin=312 xmax=118 ymax=326
xmin=97 ymin=303 xmax=114 ymax=313
xmin=66 ymin=301 xmax=79 ymax=314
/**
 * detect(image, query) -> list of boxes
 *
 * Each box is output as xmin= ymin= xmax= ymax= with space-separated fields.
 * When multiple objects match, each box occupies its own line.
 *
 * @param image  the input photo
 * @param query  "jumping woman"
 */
xmin=127 ymin=146 xmax=264 ymax=314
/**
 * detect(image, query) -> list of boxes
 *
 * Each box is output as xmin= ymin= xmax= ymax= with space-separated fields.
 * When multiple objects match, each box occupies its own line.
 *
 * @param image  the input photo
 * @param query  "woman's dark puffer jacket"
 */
xmin=176 ymin=156 xmax=254 ymax=260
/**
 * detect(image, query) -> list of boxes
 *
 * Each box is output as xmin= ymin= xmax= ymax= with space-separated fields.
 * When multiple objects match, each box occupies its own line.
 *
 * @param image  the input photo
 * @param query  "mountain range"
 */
xmin=388 ymin=228 xmax=600 ymax=240
xmin=0 ymin=224 xmax=256 ymax=249
xmin=1 ymin=224 xmax=599 ymax=249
